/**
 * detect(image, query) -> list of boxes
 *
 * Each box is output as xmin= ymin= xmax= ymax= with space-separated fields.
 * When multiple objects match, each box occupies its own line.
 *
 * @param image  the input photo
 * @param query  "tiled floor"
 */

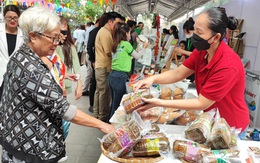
xmin=0 ymin=65 xmax=104 ymax=163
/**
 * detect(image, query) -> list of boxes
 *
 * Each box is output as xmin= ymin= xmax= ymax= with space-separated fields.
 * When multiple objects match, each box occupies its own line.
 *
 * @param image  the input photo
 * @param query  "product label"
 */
xmin=146 ymin=138 xmax=160 ymax=152
xmin=213 ymin=150 xmax=228 ymax=163
xmin=119 ymin=133 xmax=134 ymax=148
xmin=114 ymin=129 xmax=134 ymax=148
xmin=184 ymin=141 xmax=199 ymax=161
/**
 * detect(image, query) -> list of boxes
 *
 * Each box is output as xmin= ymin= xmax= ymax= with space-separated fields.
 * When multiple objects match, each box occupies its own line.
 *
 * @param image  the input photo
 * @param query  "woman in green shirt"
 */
xmin=108 ymin=22 xmax=149 ymax=120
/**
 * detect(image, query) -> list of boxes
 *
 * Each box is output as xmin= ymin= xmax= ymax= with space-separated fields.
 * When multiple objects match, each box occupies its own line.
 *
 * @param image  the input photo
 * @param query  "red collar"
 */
xmin=200 ymin=41 xmax=226 ymax=72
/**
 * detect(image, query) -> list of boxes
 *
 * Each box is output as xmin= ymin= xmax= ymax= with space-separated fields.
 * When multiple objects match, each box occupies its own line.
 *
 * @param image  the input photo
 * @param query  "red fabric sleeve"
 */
xmin=182 ymin=49 xmax=199 ymax=70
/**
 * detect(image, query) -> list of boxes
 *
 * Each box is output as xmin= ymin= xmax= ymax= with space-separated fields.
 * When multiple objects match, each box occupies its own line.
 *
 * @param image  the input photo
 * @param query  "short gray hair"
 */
xmin=19 ymin=7 xmax=60 ymax=42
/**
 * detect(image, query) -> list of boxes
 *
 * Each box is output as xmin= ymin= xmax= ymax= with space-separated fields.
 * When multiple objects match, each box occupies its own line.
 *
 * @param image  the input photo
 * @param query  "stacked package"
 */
xmin=102 ymin=120 xmax=142 ymax=157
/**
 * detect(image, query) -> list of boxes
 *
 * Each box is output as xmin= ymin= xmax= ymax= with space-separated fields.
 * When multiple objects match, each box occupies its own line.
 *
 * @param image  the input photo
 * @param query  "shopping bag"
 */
xmin=165 ymin=45 xmax=174 ymax=62
xmin=137 ymin=48 xmax=152 ymax=66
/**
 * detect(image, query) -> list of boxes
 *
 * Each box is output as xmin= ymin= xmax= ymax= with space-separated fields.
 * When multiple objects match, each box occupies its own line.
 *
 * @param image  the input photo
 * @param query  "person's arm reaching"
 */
xmin=71 ymin=109 xmax=114 ymax=134
xmin=133 ymin=65 xmax=194 ymax=91
xmin=131 ymin=42 xmax=149 ymax=59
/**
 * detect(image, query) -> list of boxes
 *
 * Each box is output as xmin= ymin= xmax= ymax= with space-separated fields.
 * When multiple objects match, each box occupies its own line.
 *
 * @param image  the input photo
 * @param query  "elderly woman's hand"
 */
xmin=99 ymin=123 xmax=115 ymax=134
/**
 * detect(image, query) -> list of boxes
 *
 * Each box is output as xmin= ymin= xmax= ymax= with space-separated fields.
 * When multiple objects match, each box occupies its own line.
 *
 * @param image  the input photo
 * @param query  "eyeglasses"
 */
xmin=60 ymin=30 xmax=68 ymax=35
xmin=37 ymin=32 xmax=61 ymax=44
xmin=5 ymin=16 xmax=19 ymax=21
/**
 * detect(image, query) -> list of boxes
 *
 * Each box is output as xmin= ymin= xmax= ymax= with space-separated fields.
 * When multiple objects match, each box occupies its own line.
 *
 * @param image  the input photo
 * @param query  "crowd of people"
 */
xmin=0 ymin=4 xmax=250 ymax=163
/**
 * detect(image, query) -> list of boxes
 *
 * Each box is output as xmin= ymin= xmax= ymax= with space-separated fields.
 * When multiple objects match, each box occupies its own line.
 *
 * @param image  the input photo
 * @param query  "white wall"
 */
xmin=221 ymin=0 xmax=260 ymax=70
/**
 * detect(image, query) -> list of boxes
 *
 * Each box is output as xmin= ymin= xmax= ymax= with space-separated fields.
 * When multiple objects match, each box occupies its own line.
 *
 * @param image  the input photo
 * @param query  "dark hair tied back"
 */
xmin=227 ymin=16 xmax=238 ymax=30
xmin=183 ymin=17 xmax=195 ymax=33
xmin=204 ymin=7 xmax=238 ymax=40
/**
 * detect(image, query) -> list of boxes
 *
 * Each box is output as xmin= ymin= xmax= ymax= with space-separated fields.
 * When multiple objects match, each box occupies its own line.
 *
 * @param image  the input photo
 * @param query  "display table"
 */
xmin=97 ymin=125 xmax=260 ymax=163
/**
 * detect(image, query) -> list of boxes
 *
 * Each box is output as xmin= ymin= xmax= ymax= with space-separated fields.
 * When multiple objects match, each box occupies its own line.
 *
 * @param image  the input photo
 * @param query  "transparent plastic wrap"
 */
xmin=149 ymin=123 xmax=160 ymax=133
xmin=173 ymin=88 xmax=185 ymax=99
xmin=139 ymin=107 xmax=163 ymax=123
xmin=159 ymin=87 xmax=173 ymax=100
xmin=122 ymin=90 xmax=153 ymax=114
xmin=173 ymin=111 xmax=201 ymax=126
xmin=133 ymin=132 xmax=170 ymax=157
xmin=185 ymin=111 xmax=215 ymax=144
xmin=173 ymin=139 xmax=211 ymax=163
xmin=100 ymin=111 xmax=151 ymax=157
xmin=202 ymin=149 xmax=241 ymax=163
xmin=109 ymin=107 xmax=131 ymax=127
xmin=156 ymin=108 xmax=184 ymax=124
xmin=208 ymin=118 xmax=232 ymax=150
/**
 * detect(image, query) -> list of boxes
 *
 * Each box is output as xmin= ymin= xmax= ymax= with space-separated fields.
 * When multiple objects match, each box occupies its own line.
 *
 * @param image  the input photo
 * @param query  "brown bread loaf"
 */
xmin=149 ymin=124 xmax=160 ymax=132
xmin=173 ymin=111 xmax=198 ymax=126
xmin=133 ymin=133 xmax=170 ymax=157
xmin=160 ymin=87 xmax=172 ymax=99
xmin=209 ymin=118 xmax=231 ymax=149
xmin=185 ymin=112 xmax=214 ymax=144
xmin=139 ymin=107 xmax=162 ymax=123
xmin=173 ymin=88 xmax=184 ymax=99
xmin=103 ymin=120 xmax=142 ymax=157
xmin=156 ymin=108 xmax=183 ymax=124
xmin=122 ymin=92 xmax=153 ymax=113
xmin=173 ymin=140 xmax=211 ymax=162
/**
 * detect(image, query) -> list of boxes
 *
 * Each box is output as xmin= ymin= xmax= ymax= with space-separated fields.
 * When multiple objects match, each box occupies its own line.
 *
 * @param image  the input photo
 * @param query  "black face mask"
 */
xmin=191 ymin=33 xmax=215 ymax=51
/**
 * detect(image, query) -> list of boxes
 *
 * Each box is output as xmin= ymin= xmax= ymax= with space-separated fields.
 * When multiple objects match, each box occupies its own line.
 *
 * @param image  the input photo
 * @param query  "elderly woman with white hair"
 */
xmin=0 ymin=7 xmax=114 ymax=163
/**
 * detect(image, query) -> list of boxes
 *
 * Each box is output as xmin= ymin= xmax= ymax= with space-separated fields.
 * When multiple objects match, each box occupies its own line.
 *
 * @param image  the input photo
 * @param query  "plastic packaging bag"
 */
xmin=133 ymin=132 xmax=170 ymax=157
xmin=139 ymin=107 xmax=163 ymax=123
xmin=173 ymin=139 xmax=211 ymax=162
xmin=202 ymin=149 xmax=240 ymax=163
xmin=121 ymin=90 xmax=153 ymax=114
xmin=185 ymin=111 xmax=215 ymax=144
xmin=100 ymin=111 xmax=151 ymax=157
xmin=208 ymin=118 xmax=232 ymax=150
xmin=173 ymin=111 xmax=201 ymax=126
xmin=137 ymin=48 xmax=152 ymax=66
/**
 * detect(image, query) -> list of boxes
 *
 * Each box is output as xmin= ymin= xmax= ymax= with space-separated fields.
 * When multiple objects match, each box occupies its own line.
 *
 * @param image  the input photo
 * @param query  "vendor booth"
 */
xmin=1 ymin=0 xmax=260 ymax=162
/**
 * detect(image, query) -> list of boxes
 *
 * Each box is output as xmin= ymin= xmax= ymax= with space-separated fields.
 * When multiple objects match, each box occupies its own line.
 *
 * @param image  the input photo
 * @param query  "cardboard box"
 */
xmin=236 ymin=19 xmax=244 ymax=32
xmin=229 ymin=38 xmax=244 ymax=58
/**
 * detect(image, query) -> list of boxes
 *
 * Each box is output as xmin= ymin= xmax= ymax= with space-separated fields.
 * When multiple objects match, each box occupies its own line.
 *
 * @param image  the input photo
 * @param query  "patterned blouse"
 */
xmin=0 ymin=44 xmax=77 ymax=163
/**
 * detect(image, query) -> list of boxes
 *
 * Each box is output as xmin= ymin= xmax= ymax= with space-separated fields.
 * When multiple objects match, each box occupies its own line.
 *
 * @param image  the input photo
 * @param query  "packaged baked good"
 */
xmin=173 ymin=88 xmax=184 ymax=99
xmin=122 ymin=91 xmax=153 ymax=114
xmin=156 ymin=108 xmax=184 ymax=124
xmin=109 ymin=108 xmax=131 ymax=126
xmin=149 ymin=123 xmax=160 ymax=132
xmin=102 ymin=120 xmax=142 ymax=157
xmin=173 ymin=111 xmax=199 ymax=126
xmin=173 ymin=139 xmax=211 ymax=162
xmin=185 ymin=112 xmax=214 ymax=144
xmin=160 ymin=87 xmax=172 ymax=99
xmin=208 ymin=118 xmax=231 ymax=149
xmin=133 ymin=132 xmax=170 ymax=157
xmin=139 ymin=107 xmax=162 ymax=123
xmin=202 ymin=149 xmax=240 ymax=163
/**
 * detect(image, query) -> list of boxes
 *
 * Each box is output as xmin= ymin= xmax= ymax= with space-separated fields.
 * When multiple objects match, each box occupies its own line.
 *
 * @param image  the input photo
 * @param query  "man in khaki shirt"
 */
xmin=94 ymin=12 xmax=121 ymax=121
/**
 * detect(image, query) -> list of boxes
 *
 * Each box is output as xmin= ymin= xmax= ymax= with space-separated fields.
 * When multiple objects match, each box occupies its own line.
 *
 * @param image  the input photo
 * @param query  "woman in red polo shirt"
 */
xmin=133 ymin=7 xmax=249 ymax=140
